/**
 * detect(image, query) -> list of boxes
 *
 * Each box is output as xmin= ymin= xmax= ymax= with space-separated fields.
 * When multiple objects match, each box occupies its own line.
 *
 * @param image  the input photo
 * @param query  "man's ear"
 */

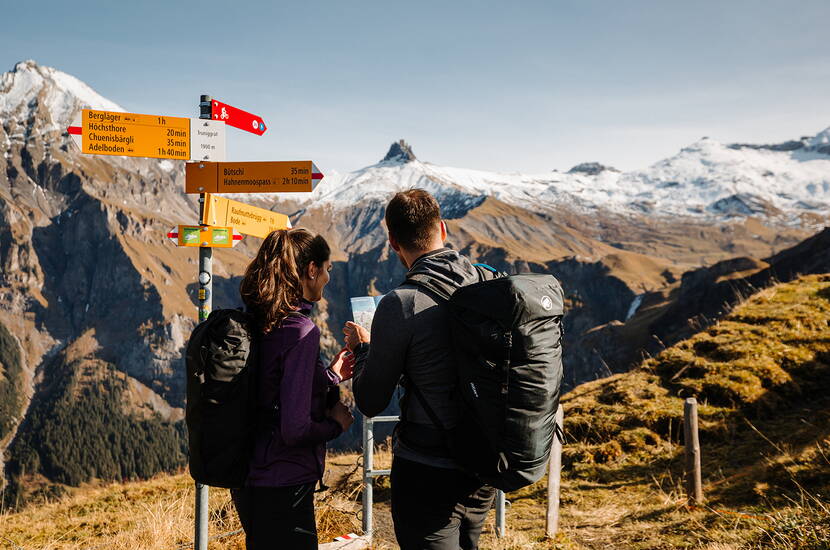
xmin=440 ymin=220 xmax=447 ymax=242
xmin=388 ymin=233 xmax=401 ymax=252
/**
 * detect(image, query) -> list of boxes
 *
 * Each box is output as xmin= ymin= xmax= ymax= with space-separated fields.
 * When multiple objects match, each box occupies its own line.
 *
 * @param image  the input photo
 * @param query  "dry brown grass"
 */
xmin=0 ymin=465 xmax=361 ymax=550
xmin=3 ymin=276 xmax=830 ymax=549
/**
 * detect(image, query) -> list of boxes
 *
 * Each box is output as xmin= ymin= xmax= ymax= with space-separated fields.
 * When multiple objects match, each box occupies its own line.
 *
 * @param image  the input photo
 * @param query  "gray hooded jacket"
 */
xmin=352 ymin=248 xmax=483 ymax=469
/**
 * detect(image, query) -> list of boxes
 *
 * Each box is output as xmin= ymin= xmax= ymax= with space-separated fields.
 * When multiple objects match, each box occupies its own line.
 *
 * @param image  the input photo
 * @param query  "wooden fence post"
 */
xmin=684 ymin=397 xmax=703 ymax=505
xmin=546 ymin=404 xmax=564 ymax=538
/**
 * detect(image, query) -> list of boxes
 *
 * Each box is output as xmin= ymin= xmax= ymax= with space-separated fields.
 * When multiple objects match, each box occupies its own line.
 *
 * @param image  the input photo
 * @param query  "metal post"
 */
xmin=684 ymin=397 xmax=703 ymax=505
xmin=194 ymin=93 xmax=213 ymax=550
xmin=495 ymin=490 xmax=506 ymax=537
xmin=546 ymin=405 xmax=564 ymax=538
xmin=362 ymin=416 xmax=374 ymax=541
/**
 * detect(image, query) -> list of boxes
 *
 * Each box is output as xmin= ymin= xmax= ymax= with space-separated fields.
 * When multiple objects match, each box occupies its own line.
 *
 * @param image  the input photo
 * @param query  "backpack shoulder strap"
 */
xmin=405 ymin=262 xmax=506 ymax=302
xmin=404 ymin=273 xmax=454 ymax=302
xmin=472 ymin=263 xmax=507 ymax=281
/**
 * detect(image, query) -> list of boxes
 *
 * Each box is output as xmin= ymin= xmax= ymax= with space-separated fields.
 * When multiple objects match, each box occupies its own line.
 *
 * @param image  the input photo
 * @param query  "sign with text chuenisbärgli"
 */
xmin=67 ymin=109 xmax=225 ymax=161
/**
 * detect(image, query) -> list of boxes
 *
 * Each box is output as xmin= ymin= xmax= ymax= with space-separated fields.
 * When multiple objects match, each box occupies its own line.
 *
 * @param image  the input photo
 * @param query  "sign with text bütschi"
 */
xmin=185 ymin=161 xmax=324 ymax=194
xmin=67 ymin=109 xmax=226 ymax=161
xmin=167 ymin=225 xmax=243 ymax=248
xmin=209 ymin=99 xmax=267 ymax=136
xmin=202 ymin=194 xmax=292 ymax=239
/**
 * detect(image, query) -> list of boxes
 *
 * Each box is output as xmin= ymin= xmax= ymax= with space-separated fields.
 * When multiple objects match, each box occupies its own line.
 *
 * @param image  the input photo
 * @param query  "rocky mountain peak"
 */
xmin=807 ymin=126 xmax=830 ymax=154
xmin=567 ymin=162 xmax=619 ymax=176
xmin=381 ymin=139 xmax=416 ymax=163
xmin=1 ymin=59 xmax=122 ymax=128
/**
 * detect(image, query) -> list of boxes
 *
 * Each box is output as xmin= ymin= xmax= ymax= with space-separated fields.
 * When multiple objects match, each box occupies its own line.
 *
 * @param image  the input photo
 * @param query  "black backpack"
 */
xmin=185 ymin=309 xmax=258 ymax=488
xmin=406 ymin=267 xmax=565 ymax=492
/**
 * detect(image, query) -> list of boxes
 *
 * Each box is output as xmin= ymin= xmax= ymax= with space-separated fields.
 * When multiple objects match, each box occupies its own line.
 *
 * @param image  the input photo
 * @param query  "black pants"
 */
xmin=232 ymin=484 xmax=317 ymax=550
xmin=391 ymin=456 xmax=497 ymax=550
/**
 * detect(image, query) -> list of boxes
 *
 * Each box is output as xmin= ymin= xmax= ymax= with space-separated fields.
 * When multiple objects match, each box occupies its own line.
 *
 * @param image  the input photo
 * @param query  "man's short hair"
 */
xmin=384 ymin=189 xmax=442 ymax=251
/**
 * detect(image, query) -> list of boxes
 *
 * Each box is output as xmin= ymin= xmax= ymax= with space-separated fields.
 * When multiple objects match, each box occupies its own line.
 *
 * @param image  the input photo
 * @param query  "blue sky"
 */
xmin=2 ymin=1 xmax=828 ymax=174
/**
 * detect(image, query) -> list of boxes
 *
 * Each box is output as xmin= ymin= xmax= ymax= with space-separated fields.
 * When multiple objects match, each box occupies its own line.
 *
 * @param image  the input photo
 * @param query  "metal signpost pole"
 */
xmin=194 ymin=94 xmax=213 ymax=550
xmin=362 ymin=416 xmax=374 ymax=543
xmin=495 ymin=490 xmax=506 ymax=537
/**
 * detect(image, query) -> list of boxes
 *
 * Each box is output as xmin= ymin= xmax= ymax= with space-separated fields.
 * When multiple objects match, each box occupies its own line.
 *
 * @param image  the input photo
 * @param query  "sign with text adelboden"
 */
xmin=202 ymin=194 xmax=292 ymax=239
xmin=185 ymin=161 xmax=324 ymax=194
xmin=167 ymin=225 xmax=243 ymax=248
xmin=68 ymin=109 xmax=226 ymax=161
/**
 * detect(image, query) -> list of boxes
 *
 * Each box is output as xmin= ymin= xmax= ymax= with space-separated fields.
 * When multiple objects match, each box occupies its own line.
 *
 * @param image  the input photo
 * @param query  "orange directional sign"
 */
xmin=185 ymin=161 xmax=324 ymax=194
xmin=72 ymin=109 xmax=191 ymax=159
xmin=202 ymin=194 xmax=292 ymax=239
xmin=167 ymin=225 xmax=243 ymax=248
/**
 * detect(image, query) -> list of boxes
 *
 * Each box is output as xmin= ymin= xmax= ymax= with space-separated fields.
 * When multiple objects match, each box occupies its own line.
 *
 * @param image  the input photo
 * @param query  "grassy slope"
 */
xmin=2 ymin=275 xmax=829 ymax=549
xmin=504 ymin=274 xmax=830 ymax=549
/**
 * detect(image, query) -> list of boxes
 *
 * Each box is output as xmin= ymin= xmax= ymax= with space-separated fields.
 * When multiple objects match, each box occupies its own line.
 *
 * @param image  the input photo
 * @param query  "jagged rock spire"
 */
xmin=382 ymin=139 xmax=416 ymax=163
xmin=567 ymin=162 xmax=619 ymax=175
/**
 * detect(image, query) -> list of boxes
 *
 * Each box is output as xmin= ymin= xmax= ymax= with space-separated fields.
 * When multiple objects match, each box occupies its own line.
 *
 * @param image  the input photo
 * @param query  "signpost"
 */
xmin=167 ymin=225 xmax=243 ymax=248
xmin=207 ymin=98 xmax=268 ymax=135
xmin=67 ymin=109 xmax=226 ymax=161
xmin=201 ymin=194 xmax=292 ymax=238
xmin=64 ymin=90 xmax=322 ymax=550
xmin=193 ymin=97 xmax=213 ymax=550
xmin=185 ymin=161 xmax=324 ymax=194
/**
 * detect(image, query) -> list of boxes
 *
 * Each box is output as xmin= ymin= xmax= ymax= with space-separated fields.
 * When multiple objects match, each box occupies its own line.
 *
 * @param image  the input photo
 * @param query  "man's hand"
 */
xmin=343 ymin=321 xmax=370 ymax=351
xmin=328 ymin=401 xmax=354 ymax=433
xmin=329 ymin=348 xmax=355 ymax=382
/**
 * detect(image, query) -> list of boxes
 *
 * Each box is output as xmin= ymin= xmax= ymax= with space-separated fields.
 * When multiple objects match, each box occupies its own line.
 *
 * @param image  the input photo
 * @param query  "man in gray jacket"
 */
xmin=344 ymin=189 xmax=496 ymax=550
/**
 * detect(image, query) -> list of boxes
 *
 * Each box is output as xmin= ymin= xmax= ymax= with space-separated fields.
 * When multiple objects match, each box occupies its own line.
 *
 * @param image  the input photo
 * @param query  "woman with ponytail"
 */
xmin=237 ymin=228 xmax=354 ymax=550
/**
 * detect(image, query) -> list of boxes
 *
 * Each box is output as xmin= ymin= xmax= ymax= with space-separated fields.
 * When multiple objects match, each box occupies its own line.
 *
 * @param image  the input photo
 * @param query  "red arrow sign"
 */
xmin=210 ymin=99 xmax=267 ymax=136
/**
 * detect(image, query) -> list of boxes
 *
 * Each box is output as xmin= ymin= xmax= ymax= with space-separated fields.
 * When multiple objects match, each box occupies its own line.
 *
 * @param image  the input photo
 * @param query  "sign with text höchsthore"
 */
xmin=68 ymin=109 xmax=226 ymax=161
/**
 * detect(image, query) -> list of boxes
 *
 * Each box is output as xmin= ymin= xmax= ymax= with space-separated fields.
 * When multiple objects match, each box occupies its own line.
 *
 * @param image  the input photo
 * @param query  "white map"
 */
xmin=350 ymin=295 xmax=384 ymax=330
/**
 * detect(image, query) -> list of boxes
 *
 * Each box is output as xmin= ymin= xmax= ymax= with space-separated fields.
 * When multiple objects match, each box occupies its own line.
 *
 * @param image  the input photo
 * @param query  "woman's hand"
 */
xmin=329 ymin=348 xmax=355 ymax=382
xmin=328 ymin=401 xmax=354 ymax=433
xmin=343 ymin=321 xmax=370 ymax=351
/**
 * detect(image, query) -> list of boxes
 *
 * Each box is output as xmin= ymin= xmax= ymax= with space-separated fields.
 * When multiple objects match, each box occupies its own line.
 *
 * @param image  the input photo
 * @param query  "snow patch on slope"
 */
xmin=268 ymin=135 xmax=830 ymax=225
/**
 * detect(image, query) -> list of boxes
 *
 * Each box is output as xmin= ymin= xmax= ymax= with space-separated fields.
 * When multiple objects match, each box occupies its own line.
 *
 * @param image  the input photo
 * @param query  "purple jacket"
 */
xmin=246 ymin=300 xmax=342 ymax=487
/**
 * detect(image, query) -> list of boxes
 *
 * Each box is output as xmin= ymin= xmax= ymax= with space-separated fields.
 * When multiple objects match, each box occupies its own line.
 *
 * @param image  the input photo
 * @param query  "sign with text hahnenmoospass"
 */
xmin=185 ymin=161 xmax=324 ymax=194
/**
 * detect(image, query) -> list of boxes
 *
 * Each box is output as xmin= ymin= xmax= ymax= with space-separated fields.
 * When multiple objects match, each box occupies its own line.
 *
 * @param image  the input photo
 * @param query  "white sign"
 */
xmin=190 ymin=119 xmax=226 ymax=162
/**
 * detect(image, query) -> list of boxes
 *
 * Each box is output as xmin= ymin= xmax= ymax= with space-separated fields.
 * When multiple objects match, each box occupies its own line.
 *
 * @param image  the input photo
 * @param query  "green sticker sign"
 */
xmin=212 ymin=228 xmax=230 ymax=244
xmin=182 ymin=227 xmax=201 ymax=244
xmin=168 ymin=225 xmax=242 ymax=248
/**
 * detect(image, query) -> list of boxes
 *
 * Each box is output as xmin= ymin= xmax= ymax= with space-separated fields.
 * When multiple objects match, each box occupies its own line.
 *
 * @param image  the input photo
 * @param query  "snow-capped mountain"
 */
xmin=1 ymin=60 xmax=122 ymax=138
xmin=3 ymin=59 xmax=828 ymax=229
xmin=275 ymin=133 xmax=830 ymax=228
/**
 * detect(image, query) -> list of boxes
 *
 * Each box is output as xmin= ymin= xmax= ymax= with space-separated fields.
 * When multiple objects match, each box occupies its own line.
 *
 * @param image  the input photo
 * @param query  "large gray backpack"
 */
xmin=406 ymin=267 xmax=564 ymax=492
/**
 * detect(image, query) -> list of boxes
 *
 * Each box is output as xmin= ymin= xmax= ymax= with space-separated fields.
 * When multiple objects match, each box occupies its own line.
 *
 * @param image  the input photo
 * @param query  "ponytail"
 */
xmin=240 ymin=228 xmax=330 ymax=333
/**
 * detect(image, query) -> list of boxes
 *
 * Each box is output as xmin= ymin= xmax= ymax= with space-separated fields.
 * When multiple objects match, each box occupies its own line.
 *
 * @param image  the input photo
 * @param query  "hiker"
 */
xmin=235 ymin=228 xmax=355 ymax=550
xmin=344 ymin=189 xmax=497 ymax=550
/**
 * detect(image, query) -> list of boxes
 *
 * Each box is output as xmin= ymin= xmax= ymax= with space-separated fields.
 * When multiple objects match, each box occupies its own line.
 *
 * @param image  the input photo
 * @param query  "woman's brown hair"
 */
xmin=240 ymin=228 xmax=331 ymax=334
